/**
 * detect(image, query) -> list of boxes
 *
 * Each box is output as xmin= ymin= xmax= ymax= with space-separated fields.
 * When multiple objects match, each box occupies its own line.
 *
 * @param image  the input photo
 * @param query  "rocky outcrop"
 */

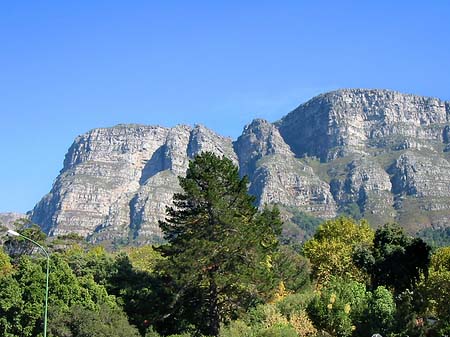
xmin=276 ymin=89 xmax=448 ymax=161
xmin=330 ymin=156 xmax=395 ymax=225
xmin=389 ymin=151 xmax=450 ymax=231
xmin=31 ymin=124 xmax=236 ymax=244
xmin=234 ymin=119 xmax=293 ymax=179
xmin=31 ymin=89 xmax=450 ymax=242
xmin=234 ymin=119 xmax=337 ymax=218
xmin=0 ymin=212 xmax=26 ymax=230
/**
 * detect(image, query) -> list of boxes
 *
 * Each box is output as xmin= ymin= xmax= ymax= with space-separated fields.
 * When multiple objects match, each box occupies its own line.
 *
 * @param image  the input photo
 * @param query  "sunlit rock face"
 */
xmin=31 ymin=124 xmax=236 ymax=244
xmin=233 ymin=119 xmax=337 ymax=219
xmin=277 ymin=89 xmax=448 ymax=161
xmin=31 ymin=89 xmax=450 ymax=243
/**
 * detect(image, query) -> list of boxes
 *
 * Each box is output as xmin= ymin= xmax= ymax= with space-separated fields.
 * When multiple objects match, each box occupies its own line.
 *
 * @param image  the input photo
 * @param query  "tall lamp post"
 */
xmin=7 ymin=229 xmax=50 ymax=337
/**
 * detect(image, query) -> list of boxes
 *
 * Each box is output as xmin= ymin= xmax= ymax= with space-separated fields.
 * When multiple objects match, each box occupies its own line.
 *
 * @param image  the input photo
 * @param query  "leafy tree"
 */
xmin=364 ymin=286 xmax=396 ymax=336
xmin=219 ymin=320 xmax=253 ymax=337
xmin=4 ymin=222 xmax=47 ymax=259
xmin=0 ymin=252 xmax=118 ymax=337
xmin=307 ymin=277 xmax=368 ymax=337
xmin=158 ymin=152 xmax=282 ymax=336
xmin=0 ymin=248 xmax=12 ymax=277
xmin=49 ymin=303 xmax=141 ymax=337
xmin=106 ymin=253 xmax=171 ymax=335
xmin=0 ymin=274 xmax=23 ymax=337
xmin=256 ymin=324 xmax=298 ymax=337
xmin=302 ymin=217 xmax=374 ymax=285
xmin=61 ymin=245 xmax=114 ymax=285
xmin=356 ymin=223 xmax=431 ymax=294
xmin=418 ymin=246 xmax=450 ymax=335
xmin=232 ymin=300 xmax=316 ymax=337
xmin=272 ymin=245 xmax=311 ymax=293
xmin=126 ymin=245 xmax=165 ymax=273
xmin=428 ymin=245 xmax=450 ymax=271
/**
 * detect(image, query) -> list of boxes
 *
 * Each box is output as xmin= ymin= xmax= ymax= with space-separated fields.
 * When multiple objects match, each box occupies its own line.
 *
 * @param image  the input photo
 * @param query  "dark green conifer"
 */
xmin=158 ymin=152 xmax=281 ymax=336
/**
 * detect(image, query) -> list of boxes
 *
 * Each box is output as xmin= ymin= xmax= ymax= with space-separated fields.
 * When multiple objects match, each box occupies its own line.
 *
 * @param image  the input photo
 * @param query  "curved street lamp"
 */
xmin=7 ymin=229 xmax=50 ymax=337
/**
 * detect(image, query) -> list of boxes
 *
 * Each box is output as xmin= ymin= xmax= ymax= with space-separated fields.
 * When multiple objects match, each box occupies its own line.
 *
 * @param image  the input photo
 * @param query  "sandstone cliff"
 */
xmin=31 ymin=89 xmax=450 ymax=243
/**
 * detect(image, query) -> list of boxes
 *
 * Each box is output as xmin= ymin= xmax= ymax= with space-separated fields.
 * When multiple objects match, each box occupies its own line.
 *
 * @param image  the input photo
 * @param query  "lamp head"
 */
xmin=7 ymin=229 xmax=20 ymax=237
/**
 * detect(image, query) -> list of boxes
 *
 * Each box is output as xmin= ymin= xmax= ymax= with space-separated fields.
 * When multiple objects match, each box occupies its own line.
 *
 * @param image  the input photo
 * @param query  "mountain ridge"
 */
xmin=30 ymin=88 xmax=450 ymax=244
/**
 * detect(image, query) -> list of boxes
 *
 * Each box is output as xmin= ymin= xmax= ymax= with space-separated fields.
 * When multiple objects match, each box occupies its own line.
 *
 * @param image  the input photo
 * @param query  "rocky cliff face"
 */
xmin=31 ymin=89 xmax=450 ymax=243
xmin=32 ymin=124 xmax=236 ymax=244
xmin=234 ymin=119 xmax=337 ymax=219
xmin=277 ymin=89 xmax=448 ymax=161
xmin=0 ymin=212 xmax=26 ymax=230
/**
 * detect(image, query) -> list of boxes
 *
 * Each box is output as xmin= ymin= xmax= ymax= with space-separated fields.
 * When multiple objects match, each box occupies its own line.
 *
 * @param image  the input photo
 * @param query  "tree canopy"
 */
xmin=158 ymin=152 xmax=282 ymax=336
xmin=302 ymin=217 xmax=374 ymax=284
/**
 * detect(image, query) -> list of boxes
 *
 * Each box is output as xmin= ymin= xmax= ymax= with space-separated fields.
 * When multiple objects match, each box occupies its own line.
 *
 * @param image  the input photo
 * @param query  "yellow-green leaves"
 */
xmin=302 ymin=217 xmax=374 ymax=285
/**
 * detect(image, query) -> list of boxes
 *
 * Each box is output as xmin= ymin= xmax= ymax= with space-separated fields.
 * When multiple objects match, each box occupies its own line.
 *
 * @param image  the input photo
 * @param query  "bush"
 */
xmin=256 ymin=324 xmax=298 ymax=337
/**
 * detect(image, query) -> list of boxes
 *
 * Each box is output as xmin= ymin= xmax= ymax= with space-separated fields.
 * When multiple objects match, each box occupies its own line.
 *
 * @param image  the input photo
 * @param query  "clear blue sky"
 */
xmin=1 ymin=1 xmax=450 ymax=213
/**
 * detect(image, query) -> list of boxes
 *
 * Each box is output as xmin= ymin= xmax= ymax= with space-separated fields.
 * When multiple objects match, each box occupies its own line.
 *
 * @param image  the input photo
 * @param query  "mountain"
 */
xmin=0 ymin=212 xmax=26 ymax=230
xmin=31 ymin=89 xmax=450 ymax=244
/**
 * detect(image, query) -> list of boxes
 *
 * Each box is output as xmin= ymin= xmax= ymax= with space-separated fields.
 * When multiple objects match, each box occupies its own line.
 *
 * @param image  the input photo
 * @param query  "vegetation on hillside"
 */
xmin=0 ymin=152 xmax=449 ymax=337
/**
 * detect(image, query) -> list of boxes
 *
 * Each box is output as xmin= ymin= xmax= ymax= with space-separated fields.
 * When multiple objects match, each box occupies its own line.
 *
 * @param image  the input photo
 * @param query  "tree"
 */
xmin=307 ymin=277 xmax=368 ymax=337
xmin=356 ymin=223 xmax=431 ymax=294
xmin=418 ymin=246 xmax=450 ymax=335
xmin=158 ymin=152 xmax=282 ymax=336
xmin=272 ymin=245 xmax=311 ymax=293
xmin=364 ymin=286 xmax=396 ymax=336
xmin=49 ymin=303 xmax=141 ymax=337
xmin=0 ymin=252 xmax=118 ymax=337
xmin=302 ymin=217 xmax=374 ymax=285
xmin=3 ymin=221 xmax=47 ymax=259
xmin=0 ymin=248 xmax=12 ymax=277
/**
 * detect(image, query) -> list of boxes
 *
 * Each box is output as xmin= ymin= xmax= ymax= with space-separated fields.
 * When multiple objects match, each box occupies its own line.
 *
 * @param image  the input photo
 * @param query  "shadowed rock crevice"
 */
xmin=139 ymin=145 xmax=166 ymax=185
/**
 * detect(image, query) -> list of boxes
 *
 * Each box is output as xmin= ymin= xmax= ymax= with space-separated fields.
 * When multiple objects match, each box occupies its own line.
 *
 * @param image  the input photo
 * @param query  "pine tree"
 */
xmin=158 ymin=152 xmax=281 ymax=336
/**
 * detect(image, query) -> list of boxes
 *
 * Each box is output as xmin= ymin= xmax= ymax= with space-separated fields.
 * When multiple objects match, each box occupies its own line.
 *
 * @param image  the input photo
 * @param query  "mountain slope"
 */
xmin=31 ymin=89 xmax=450 ymax=243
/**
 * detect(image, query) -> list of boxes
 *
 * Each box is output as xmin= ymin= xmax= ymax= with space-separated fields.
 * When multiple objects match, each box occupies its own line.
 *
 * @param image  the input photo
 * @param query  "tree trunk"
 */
xmin=207 ymin=275 xmax=220 ymax=336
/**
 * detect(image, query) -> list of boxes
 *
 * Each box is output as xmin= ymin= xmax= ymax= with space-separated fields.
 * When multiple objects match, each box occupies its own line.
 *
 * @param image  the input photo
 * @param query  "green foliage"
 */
xmin=276 ymin=292 xmax=315 ymax=318
xmin=417 ymin=227 xmax=450 ymax=247
xmin=302 ymin=217 xmax=374 ymax=285
xmin=231 ymin=299 xmax=316 ymax=337
xmin=3 ymin=256 xmax=47 ymax=337
xmin=307 ymin=277 xmax=368 ymax=337
xmin=106 ymin=253 xmax=171 ymax=335
xmin=429 ymin=245 xmax=450 ymax=271
xmin=0 ymin=274 xmax=24 ymax=337
xmin=219 ymin=320 xmax=253 ymax=337
xmin=126 ymin=245 xmax=165 ymax=273
xmin=256 ymin=324 xmax=298 ymax=337
xmin=0 ymin=248 xmax=12 ymax=277
xmin=158 ymin=152 xmax=282 ymax=336
xmin=417 ymin=246 xmax=450 ymax=335
xmin=356 ymin=223 xmax=432 ymax=294
xmin=273 ymin=245 xmax=311 ymax=293
xmin=4 ymin=222 xmax=47 ymax=259
xmin=340 ymin=202 xmax=362 ymax=220
xmin=144 ymin=327 xmax=162 ymax=337
xmin=365 ymin=286 xmax=396 ymax=336
xmin=49 ymin=303 xmax=141 ymax=337
xmin=61 ymin=245 xmax=114 ymax=285
xmin=282 ymin=208 xmax=322 ymax=244
xmin=0 ymin=249 xmax=118 ymax=337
